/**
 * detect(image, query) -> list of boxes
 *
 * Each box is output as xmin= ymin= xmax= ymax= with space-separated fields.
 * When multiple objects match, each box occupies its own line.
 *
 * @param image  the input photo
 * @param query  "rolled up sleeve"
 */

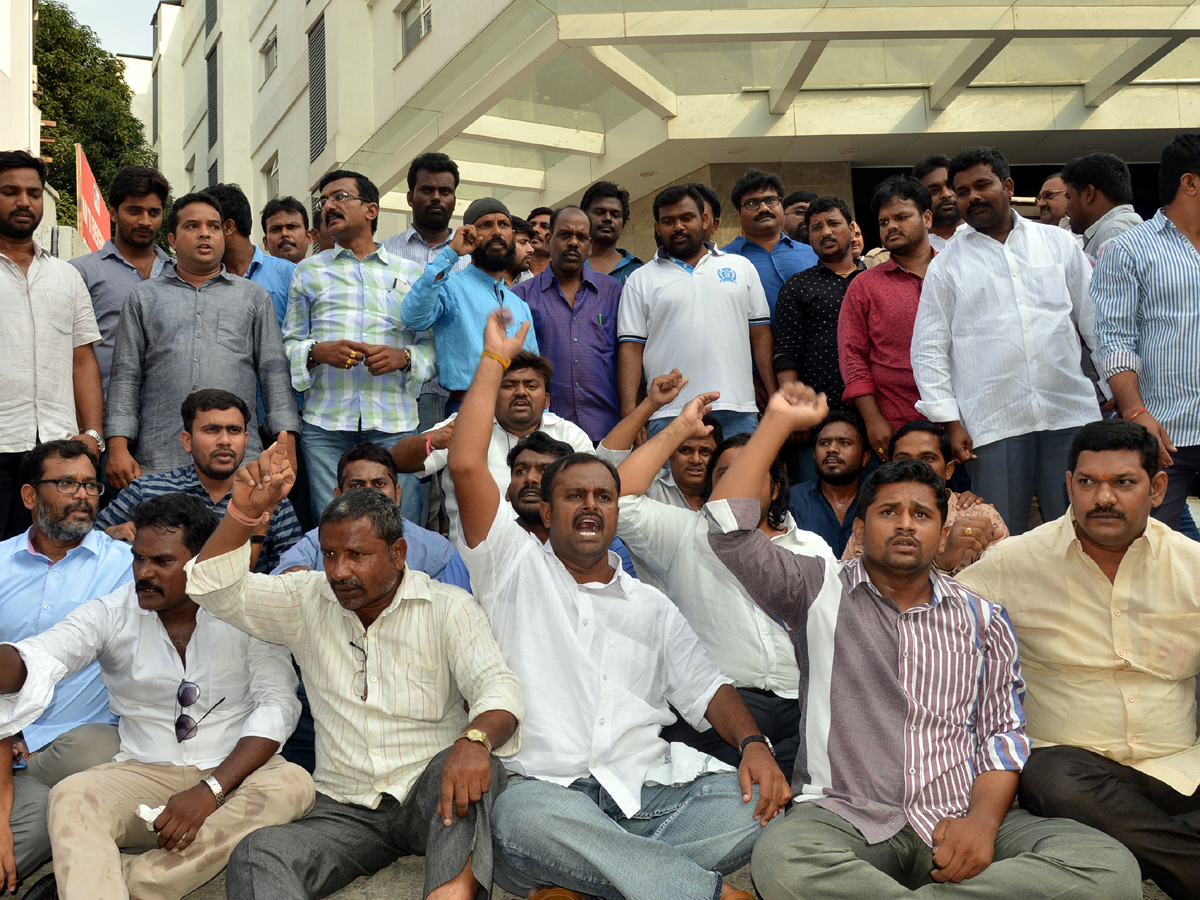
xmin=185 ymin=544 xmax=307 ymax=648
xmin=972 ymin=603 xmax=1030 ymax=775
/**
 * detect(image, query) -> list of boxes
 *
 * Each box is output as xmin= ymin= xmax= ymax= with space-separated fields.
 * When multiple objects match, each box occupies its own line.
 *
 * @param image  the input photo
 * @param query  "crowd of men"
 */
xmin=0 ymin=130 xmax=1197 ymax=900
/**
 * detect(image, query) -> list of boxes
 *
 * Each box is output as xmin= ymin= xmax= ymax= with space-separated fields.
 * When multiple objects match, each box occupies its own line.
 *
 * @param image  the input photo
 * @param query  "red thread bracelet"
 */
xmin=227 ymin=500 xmax=270 ymax=527
xmin=1129 ymin=409 xmax=1149 ymax=421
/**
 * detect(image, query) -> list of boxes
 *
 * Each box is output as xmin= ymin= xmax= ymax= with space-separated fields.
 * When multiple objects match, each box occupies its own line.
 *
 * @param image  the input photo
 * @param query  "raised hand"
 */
xmin=449 ymin=224 xmax=478 ymax=257
xmin=482 ymin=311 xmax=530 ymax=365
xmin=765 ymin=382 xmax=828 ymax=433
xmin=677 ymin=390 xmax=720 ymax=440
xmin=647 ymin=369 xmax=688 ymax=408
xmin=230 ymin=438 xmax=296 ymax=519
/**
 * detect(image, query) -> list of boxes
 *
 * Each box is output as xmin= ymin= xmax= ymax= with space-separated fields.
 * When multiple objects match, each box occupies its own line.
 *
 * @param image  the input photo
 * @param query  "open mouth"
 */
xmin=575 ymin=515 xmax=602 ymax=535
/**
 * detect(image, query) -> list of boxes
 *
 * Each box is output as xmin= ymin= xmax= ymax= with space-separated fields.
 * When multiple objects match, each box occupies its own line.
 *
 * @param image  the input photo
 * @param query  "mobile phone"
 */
xmin=11 ymin=758 xmax=26 ymax=770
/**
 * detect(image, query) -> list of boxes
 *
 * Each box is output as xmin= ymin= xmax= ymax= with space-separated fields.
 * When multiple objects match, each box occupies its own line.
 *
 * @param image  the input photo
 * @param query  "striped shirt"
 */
xmin=282 ymin=245 xmax=433 ymax=433
xmin=185 ymin=542 xmax=524 ymax=808
xmin=705 ymin=497 xmax=1029 ymax=846
xmin=1094 ymin=209 xmax=1200 ymax=447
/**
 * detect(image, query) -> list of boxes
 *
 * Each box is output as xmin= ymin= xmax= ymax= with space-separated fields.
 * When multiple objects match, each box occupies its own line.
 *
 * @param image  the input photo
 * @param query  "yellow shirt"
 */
xmin=958 ymin=513 xmax=1200 ymax=795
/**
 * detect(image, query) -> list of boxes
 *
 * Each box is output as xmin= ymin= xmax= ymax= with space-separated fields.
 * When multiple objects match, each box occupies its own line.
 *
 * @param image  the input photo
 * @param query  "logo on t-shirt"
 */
xmin=717 ymin=267 xmax=737 ymax=284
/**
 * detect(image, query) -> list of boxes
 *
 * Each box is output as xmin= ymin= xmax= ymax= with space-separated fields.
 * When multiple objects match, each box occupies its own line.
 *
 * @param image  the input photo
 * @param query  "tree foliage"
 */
xmin=34 ymin=0 xmax=156 ymax=227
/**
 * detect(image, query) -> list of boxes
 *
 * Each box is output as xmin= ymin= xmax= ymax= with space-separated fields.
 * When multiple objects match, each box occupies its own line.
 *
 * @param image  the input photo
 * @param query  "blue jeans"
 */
xmin=646 ymin=409 xmax=759 ymax=441
xmin=492 ymin=773 xmax=763 ymax=900
xmin=301 ymin=421 xmax=421 ymax=524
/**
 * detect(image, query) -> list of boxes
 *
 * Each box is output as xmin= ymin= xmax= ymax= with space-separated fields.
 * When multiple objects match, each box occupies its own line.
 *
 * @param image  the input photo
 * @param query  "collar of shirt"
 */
xmin=535 ymin=263 xmax=599 ymax=296
xmin=843 ymin=557 xmax=949 ymax=612
xmin=331 ymin=242 xmax=390 ymax=265
xmin=1084 ymin=205 xmax=1139 ymax=241
xmin=15 ymin=527 xmax=107 ymax=564
xmin=877 ymin=251 xmax=934 ymax=277
xmin=724 ymin=233 xmax=797 ymax=255
xmin=99 ymin=239 xmax=170 ymax=267
xmin=463 ymin=262 xmax=513 ymax=295
xmin=653 ymin=241 xmax=722 ymax=272
xmin=160 ymin=258 xmax=238 ymax=288
xmin=401 ymin=225 xmax=455 ymax=253
xmin=961 ymin=208 xmax=1031 ymax=243
xmin=1059 ymin=509 xmax=1156 ymax=561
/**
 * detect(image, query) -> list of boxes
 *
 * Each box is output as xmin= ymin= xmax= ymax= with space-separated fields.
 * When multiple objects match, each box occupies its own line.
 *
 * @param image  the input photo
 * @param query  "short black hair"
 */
xmin=1158 ymin=134 xmax=1200 ymax=206
xmin=856 ymin=460 xmax=949 ymax=524
xmin=19 ymin=439 xmax=98 ymax=487
xmin=731 ymin=169 xmax=785 ymax=210
xmin=548 ymin=205 xmax=589 ymax=234
xmin=1061 ymin=153 xmax=1133 ymax=206
xmin=510 ymin=216 xmax=535 ymax=239
xmin=911 ymin=154 xmax=953 ymax=182
xmin=260 ymin=196 xmax=309 ymax=235
xmin=947 ymin=147 xmax=1012 ymax=186
xmin=527 ymin=207 xmax=553 ymax=221
xmin=703 ymin=433 xmax=790 ymax=529
xmin=889 ymin=420 xmax=951 ymax=465
xmin=320 ymin=486 xmax=405 ymax=545
xmin=205 ymin=183 xmax=253 ymax=238
xmin=1068 ymin=420 xmax=1160 ymax=478
xmin=0 ymin=150 xmax=47 ymax=185
xmin=181 ymin=388 xmax=250 ymax=432
xmin=107 ymin=165 xmax=170 ymax=211
xmin=407 ymin=152 xmax=459 ymax=191
xmin=506 ymin=431 xmax=575 ymax=470
xmin=541 ymin=452 xmax=620 ymax=503
xmin=814 ymin=409 xmax=868 ymax=451
xmin=336 ymin=443 xmax=398 ymax=490
xmin=580 ymin=181 xmax=630 ymax=222
xmin=131 ymin=493 xmax=221 ymax=556
xmin=690 ymin=182 xmax=721 ymax=222
xmin=168 ymin=191 xmax=223 ymax=235
xmin=804 ymin=195 xmax=854 ymax=228
xmin=870 ymin=175 xmax=932 ymax=216
xmin=653 ymin=183 xmax=707 ymax=221
xmin=507 ymin=351 xmax=553 ymax=391
xmin=318 ymin=170 xmax=380 ymax=234
xmin=701 ymin=413 xmax=724 ymax=449
xmin=783 ymin=190 xmax=817 ymax=208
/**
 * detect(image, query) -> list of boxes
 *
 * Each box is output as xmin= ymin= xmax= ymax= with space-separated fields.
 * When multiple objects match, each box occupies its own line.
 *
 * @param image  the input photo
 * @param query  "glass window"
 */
xmin=401 ymin=0 xmax=432 ymax=59
xmin=262 ymin=30 xmax=278 ymax=82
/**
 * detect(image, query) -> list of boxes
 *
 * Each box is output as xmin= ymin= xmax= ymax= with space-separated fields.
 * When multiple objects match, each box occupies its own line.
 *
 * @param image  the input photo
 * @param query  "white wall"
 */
xmin=1 ymin=0 xmax=39 ymax=154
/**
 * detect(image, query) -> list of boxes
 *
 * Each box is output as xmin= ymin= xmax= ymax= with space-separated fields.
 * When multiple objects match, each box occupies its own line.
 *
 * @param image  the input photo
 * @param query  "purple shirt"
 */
xmin=513 ymin=264 xmax=622 ymax=441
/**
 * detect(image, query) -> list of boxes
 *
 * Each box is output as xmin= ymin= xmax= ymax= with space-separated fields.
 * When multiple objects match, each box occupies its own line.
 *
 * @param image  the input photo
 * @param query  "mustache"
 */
xmin=135 ymin=579 xmax=163 ymax=595
xmin=330 ymin=577 xmax=364 ymax=591
xmin=967 ymin=202 xmax=991 ymax=216
xmin=1086 ymin=505 xmax=1125 ymax=520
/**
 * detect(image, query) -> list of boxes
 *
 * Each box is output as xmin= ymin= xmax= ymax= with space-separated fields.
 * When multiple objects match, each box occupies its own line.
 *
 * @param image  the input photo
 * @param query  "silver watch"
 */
xmin=83 ymin=429 xmax=106 ymax=455
xmin=202 ymin=774 xmax=226 ymax=808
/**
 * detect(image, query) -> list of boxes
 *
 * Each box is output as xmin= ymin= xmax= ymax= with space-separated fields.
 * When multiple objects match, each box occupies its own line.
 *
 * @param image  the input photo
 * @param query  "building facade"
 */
xmin=2 ymin=0 xmax=41 ymax=157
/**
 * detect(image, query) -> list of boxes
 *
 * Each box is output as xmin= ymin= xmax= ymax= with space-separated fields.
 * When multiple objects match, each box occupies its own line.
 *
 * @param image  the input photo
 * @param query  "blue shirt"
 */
xmin=244 ymin=246 xmax=299 ymax=421
xmin=401 ymin=245 xmax=539 ymax=391
xmin=788 ymin=478 xmax=858 ymax=557
xmin=606 ymin=249 xmax=644 ymax=286
xmin=0 ymin=529 xmax=132 ymax=750
xmin=1094 ymin=209 xmax=1200 ymax=447
xmin=721 ymin=233 xmax=818 ymax=319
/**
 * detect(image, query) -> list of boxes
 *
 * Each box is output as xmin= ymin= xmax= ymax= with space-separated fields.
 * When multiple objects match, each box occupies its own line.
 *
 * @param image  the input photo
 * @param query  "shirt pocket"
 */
xmin=603 ymin=633 xmax=660 ymax=701
xmin=1138 ymin=612 xmax=1200 ymax=680
xmin=216 ymin=309 xmax=251 ymax=355
xmin=586 ymin=310 xmax=616 ymax=359
xmin=382 ymin=654 xmax=448 ymax=723
xmin=1027 ymin=263 xmax=1071 ymax=317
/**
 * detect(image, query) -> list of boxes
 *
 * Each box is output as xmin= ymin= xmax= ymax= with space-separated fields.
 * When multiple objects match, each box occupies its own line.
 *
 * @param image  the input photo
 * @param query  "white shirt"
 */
xmin=927 ymin=221 xmax=969 ymax=252
xmin=422 ymin=411 xmax=593 ymax=547
xmin=186 ymin=543 xmax=523 ymax=808
xmin=618 ymin=246 xmax=770 ymax=420
xmin=0 ymin=582 xmax=298 ymax=770
xmin=0 ymin=239 xmax=101 ymax=453
xmin=619 ymin=494 xmax=820 ymax=699
xmin=460 ymin=508 xmax=730 ymax=817
xmin=911 ymin=211 xmax=1101 ymax=448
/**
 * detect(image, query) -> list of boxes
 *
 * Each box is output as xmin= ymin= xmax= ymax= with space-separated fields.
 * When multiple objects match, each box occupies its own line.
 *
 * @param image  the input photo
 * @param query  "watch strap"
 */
xmin=457 ymin=728 xmax=493 ymax=753
xmin=739 ymin=734 xmax=773 ymax=758
xmin=202 ymin=774 xmax=226 ymax=808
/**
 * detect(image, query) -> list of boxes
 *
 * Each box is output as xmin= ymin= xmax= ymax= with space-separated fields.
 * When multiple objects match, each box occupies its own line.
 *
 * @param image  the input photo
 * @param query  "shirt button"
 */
xmin=1128 ymin=696 xmax=1136 ymax=703
xmin=573 ymin=337 xmax=578 ymax=341
xmin=193 ymin=358 xmax=199 ymax=362
xmin=902 ymin=651 xmax=909 ymax=658
xmin=582 ymin=619 xmax=589 ymax=626
xmin=371 ymin=749 xmax=380 ymax=757
xmin=909 ymin=767 xmax=916 ymax=774
xmin=1114 ymin=610 xmax=1122 ymax=617
xmin=370 ymin=676 xmax=378 ymax=684
xmin=599 ymin=719 xmax=605 ymax=725
xmin=1130 ymin=736 xmax=1138 ymax=743
xmin=603 ymin=675 xmax=608 ymax=681
xmin=910 ymin=725 xmax=916 ymax=731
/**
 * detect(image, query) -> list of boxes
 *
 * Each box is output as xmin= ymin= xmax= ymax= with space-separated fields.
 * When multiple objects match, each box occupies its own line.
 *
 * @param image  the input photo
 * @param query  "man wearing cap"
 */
xmin=402 ymin=198 xmax=539 ymax=415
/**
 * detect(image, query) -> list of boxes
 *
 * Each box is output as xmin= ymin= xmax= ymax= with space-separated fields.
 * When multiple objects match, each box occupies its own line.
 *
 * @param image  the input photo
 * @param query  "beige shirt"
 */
xmin=0 ymin=239 xmax=101 ymax=452
xmin=185 ymin=542 xmax=523 ymax=808
xmin=958 ymin=513 xmax=1200 ymax=794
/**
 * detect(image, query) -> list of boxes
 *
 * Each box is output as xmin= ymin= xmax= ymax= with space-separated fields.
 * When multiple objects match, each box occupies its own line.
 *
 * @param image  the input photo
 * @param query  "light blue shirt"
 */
xmin=721 ymin=233 xmax=818 ymax=319
xmin=0 ymin=528 xmax=133 ymax=750
xmin=244 ymin=246 xmax=300 ymax=420
xmin=401 ymin=245 xmax=539 ymax=391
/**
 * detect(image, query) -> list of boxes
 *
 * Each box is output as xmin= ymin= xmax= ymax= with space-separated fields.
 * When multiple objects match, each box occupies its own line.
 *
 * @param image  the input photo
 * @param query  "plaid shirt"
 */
xmin=282 ymin=245 xmax=433 ymax=433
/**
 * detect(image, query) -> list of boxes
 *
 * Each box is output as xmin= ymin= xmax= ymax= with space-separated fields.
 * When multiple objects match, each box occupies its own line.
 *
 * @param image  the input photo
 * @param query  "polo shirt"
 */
xmin=617 ymin=245 xmax=770 ymax=421
xmin=721 ymin=233 xmax=818 ymax=318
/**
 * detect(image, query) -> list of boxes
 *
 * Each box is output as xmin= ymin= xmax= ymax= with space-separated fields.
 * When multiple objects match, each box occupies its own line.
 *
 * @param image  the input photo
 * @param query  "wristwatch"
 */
xmin=739 ymin=734 xmax=774 ymax=758
xmin=83 ymin=430 xmax=106 ymax=455
xmin=456 ymin=728 xmax=493 ymax=753
xmin=202 ymin=774 xmax=226 ymax=808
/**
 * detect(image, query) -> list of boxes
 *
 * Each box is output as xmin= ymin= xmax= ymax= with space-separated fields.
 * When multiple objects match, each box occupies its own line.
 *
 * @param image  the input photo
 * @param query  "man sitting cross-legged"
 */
xmin=185 ymin=444 xmax=524 ymax=900
xmin=0 ymin=493 xmax=314 ymax=900
xmin=704 ymin=382 xmax=1141 ymax=900
xmin=447 ymin=313 xmax=792 ymax=900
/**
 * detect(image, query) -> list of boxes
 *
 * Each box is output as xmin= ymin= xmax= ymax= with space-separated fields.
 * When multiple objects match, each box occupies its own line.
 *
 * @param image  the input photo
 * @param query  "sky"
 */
xmin=61 ymin=0 xmax=161 ymax=58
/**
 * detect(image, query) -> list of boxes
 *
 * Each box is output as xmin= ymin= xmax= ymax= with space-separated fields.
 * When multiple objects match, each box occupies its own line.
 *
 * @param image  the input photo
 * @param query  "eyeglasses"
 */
xmin=28 ymin=478 xmax=105 ymax=497
xmin=175 ymin=680 xmax=226 ymax=742
xmin=314 ymin=191 xmax=369 ymax=211
xmin=350 ymin=639 xmax=368 ymax=701
xmin=1036 ymin=189 xmax=1067 ymax=203
xmin=740 ymin=196 xmax=782 ymax=211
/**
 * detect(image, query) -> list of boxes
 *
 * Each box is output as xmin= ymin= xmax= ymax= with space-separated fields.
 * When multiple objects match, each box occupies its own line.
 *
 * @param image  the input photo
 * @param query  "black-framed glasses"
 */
xmin=350 ymin=639 xmax=368 ymax=701
xmin=175 ymin=680 xmax=226 ymax=742
xmin=1036 ymin=189 xmax=1067 ymax=202
xmin=314 ymin=191 xmax=368 ymax=211
xmin=741 ymin=196 xmax=782 ymax=211
xmin=28 ymin=478 xmax=105 ymax=497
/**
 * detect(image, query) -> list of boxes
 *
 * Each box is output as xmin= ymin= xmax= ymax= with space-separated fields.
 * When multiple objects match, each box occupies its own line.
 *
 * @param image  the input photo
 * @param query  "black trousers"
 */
xmin=0 ymin=451 xmax=32 ymax=540
xmin=660 ymin=686 xmax=800 ymax=784
xmin=1021 ymin=744 xmax=1200 ymax=900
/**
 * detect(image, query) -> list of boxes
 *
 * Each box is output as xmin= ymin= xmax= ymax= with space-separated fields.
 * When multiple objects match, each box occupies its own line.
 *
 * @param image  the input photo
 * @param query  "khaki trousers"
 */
xmin=47 ymin=754 xmax=315 ymax=900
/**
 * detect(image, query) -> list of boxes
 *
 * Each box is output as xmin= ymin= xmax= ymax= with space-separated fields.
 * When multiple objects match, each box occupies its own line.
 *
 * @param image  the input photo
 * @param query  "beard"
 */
xmin=472 ymin=239 xmax=516 ymax=273
xmin=0 ymin=211 xmax=39 ymax=240
xmin=820 ymin=465 xmax=862 ymax=487
xmin=36 ymin=497 xmax=95 ymax=542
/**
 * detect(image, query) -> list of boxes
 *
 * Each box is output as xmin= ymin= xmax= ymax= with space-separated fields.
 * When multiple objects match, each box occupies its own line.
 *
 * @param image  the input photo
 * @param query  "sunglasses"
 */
xmin=175 ymin=680 xmax=226 ymax=742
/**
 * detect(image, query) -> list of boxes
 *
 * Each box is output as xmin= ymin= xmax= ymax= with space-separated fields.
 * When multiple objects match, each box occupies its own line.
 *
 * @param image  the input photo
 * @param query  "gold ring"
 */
xmin=963 ymin=526 xmax=973 ymax=537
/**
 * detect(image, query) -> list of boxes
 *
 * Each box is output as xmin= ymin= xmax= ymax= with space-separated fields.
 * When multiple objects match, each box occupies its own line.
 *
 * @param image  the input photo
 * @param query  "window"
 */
xmin=261 ymin=29 xmax=278 ymax=82
xmin=151 ymin=66 xmax=159 ymax=144
xmin=401 ymin=0 xmax=432 ymax=58
xmin=205 ymin=0 xmax=217 ymax=36
xmin=264 ymin=155 xmax=279 ymax=200
xmin=308 ymin=19 xmax=327 ymax=163
xmin=207 ymin=161 xmax=218 ymax=187
xmin=206 ymin=46 xmax=218 ymax=149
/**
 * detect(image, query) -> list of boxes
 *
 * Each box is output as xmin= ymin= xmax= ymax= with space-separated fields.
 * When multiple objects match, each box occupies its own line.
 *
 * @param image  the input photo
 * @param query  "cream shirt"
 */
xmin=958 ymin=513 xmax=1200 ymax=794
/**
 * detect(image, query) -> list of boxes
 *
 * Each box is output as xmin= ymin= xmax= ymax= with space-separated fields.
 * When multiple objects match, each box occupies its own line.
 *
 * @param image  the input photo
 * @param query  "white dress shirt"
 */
xmin=0 ymin=239 xmax=101 ymax=453
xmin=927 ymin=221 xmax=969 ymax=252
xmin=0 ymin=582 xmax=299 ymax=770
xmin=422 ymin=412 xmax=593 ymax=547
xmin=911 ymin=210 xmax=1101 ymax=448
xmin=460 ymin=508 xmax=730 ymax=817
xmin=618 ymin=495 xmax=817 ymax=699
xmin=186 ymin=544 xmax=523 ymax=808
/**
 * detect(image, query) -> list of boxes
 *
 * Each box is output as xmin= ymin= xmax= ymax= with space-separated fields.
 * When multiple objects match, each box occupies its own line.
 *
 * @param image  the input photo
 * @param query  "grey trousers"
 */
xmin=225 ymin=745 xmax=507 ymax=900
xmin=15 ymin=722 xmax=121 ymax=787
xmin=1153 ymin=444 xmax=1200 ymax=531
xmin=9 ymin=776 xmax=51 ymax=884
xmin=751 ymin=802 xmax=1142 ymax=900
xmin=967 ymin=427 xmax=1077 ymax=535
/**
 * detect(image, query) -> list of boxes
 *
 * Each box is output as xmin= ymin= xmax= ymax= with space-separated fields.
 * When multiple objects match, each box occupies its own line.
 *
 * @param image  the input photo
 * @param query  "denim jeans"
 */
xmin=491 ymin=772 xmax=763 ymax=900
xmin=646 ymin=409 xmax=759 ymax=441
xmin=301 ymin=421 xmax=422 ymax=524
